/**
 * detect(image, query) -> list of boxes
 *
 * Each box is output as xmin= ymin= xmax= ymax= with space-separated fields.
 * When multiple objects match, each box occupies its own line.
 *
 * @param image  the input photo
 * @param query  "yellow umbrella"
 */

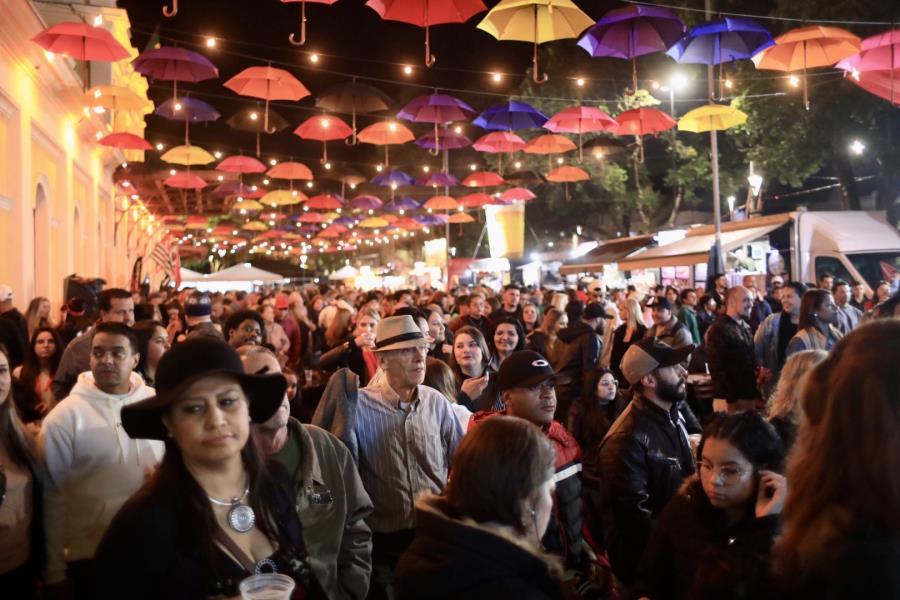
xmin=84 ymin=85 xmax=152 ymax=113
xmin=478 ymin=0 xmax=594 ymax=83
xmin=261 ymin=189 xmax=306 ymax=206
xmin=233 ymin=199 xmax=265 ymax=212
xmin=358 ymin=216 xmax=389 ymax=228
xmin=677 ymin=104 xmax=747 ymax=133
xmin=242 ymin=220 xmax=269 ymax=231
xmin=161 ymin=144 xmax=216 ymax=166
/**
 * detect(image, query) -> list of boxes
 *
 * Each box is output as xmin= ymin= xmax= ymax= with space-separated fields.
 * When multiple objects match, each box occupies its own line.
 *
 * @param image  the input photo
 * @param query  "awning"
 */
xmin=204 ymin=263 xmax=285 ymax=283
xmin=559 ymin=234 xmax=656 ymax=275
xmin=616 ymin=223 xmax=782 ymax=271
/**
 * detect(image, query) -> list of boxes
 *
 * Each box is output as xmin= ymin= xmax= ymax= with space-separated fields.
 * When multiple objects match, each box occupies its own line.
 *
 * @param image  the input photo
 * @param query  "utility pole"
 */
xmin=707 ymin=0 xmax=724 ymax=274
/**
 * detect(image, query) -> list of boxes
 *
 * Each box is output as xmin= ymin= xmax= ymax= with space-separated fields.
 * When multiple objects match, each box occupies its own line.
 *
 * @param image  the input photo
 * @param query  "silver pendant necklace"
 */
xmin=207 ymin=485 xmax=255 ymax=533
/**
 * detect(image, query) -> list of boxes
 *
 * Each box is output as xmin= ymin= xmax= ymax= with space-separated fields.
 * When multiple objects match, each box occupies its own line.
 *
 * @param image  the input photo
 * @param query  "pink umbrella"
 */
xmin=99 ymin=132 xmax=153 ymax=150
xmin=294 ymin=115 xmax=354 ymax=162
xmin=33 ymin=21 xmax=129 ymax=62
xmin=499 ymin=186 xmax=537 ymax=202
xmin=545 ymin=106 xmax=617 ymax=161
xmin=133 ymin=46 xmax=219 ymax=101
xmin=837 ymin=29 xmax=900 ymax=105
xmin=473 ymin=131 xmax=526 ymax=173
xmin=306 ymin=194 xmax=345 ymax=210
xmin=217 ymin=155 xmax=267 ymax=174
xmin=225 ymin=65 xmax=310 ymax=132
xmin=164 ymin=172 xmax=207 ymax=189
xmin=463 ymin=171 xmax=505 ymax=187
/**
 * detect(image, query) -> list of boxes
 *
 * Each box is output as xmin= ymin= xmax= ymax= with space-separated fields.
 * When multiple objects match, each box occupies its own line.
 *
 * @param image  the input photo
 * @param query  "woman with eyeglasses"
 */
xmin=633 ymin=411 xmax=786 ymax=600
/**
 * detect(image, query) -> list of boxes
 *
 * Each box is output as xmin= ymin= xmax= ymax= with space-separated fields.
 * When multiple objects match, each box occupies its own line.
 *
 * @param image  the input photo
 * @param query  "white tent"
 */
xmin=179 ymin=267 xmax=204 ymax=282
xmin=329 ymin=265 xmax=359 ymax=280
xmin=185 ymin=263 xmax=286 ymax=293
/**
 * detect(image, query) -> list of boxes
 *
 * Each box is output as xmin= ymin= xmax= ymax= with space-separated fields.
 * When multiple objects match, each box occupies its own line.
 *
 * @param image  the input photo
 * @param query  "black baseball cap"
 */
xmin=184 ymin=292 xmax=212 ymax=317
xmin=583 ymin=302 xmax=613 ymax=320
xmin=620 ymin=337 xmax=695 ymax=386
xmin=498 ymin=350 xmax=571 ymax=391
xmin=648 ymin=296 xmax=673 ymax=311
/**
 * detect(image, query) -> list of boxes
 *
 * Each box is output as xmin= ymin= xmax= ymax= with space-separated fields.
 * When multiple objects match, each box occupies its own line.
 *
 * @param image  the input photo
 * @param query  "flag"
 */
xmin=150 ymin=237 xmax=176 ymax=284
xmin=143 ymin=25 xmax=161 ymax=53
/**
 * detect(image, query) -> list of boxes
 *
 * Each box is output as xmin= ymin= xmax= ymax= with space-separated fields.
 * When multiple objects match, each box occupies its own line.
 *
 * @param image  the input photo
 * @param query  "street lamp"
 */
xmin=727 ymin=195 xmax=736 ymax=219
xmin=849 ymin=139 xmax=866 ymax=155
xmin=660 ymin=73 xmax=688 ymax=116
xmin=747 ymin=172 xmax=764 ymax=215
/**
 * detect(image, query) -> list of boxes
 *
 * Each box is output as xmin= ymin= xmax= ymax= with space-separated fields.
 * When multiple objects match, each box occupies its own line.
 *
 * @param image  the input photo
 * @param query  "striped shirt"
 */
xmin=354 ymin=379 xmax=463 ymax=533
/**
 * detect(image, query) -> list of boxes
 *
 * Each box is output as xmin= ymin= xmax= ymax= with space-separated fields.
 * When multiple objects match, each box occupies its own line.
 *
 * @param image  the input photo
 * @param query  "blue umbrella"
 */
xmin=667 ymin=17 xmax=773 ymax=96
xmin=154 ymin=96 xmax=220 ymax=144
xmin=383 ymin=196 xmax=421 ymax=213
xmin=473 ymin=100 xmax=548 ymax=131
xmin=370 ymin=169 xmax=415 ymax=187
xmin=415 ymin=214 xmax=449 ymax=226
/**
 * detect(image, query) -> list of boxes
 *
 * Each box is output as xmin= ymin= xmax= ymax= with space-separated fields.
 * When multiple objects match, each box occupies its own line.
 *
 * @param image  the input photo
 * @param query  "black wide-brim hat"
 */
xmin=122 ymin=337 xmax=286 ymax=441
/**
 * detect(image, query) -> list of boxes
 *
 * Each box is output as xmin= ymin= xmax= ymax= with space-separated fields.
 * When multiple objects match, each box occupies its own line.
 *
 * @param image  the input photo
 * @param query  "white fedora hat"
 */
xmin=374 ymin=315 xmax=425 ymax=352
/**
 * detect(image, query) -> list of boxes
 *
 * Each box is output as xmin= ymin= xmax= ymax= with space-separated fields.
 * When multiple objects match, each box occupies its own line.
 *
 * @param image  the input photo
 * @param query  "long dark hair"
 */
xmin=17 ymin=327 xmax=63 ymax=404
xmin=0 ymin=344 xmax=39 ymax=470
xmin=488 ymin=316 xmax=526 ymax=357
xmin=697 ymin=411 xmax=785 ymax=474
xmin=133 ymin=320 xmax=165 ymax=381
xmin=572 ymin=367 xmax=620 ymax=451
xmin=798 ymin=289 xmax=832 ymax=331
xmin=448 ymin=325 xmax=492 ymax=380
xmin=146 ymin=420 xmax=290 ymax=579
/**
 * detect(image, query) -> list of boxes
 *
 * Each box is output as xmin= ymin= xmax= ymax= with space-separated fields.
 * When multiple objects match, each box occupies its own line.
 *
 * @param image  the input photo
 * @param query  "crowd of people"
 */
xmin=0 ymin=270 xmax=898 ymax=599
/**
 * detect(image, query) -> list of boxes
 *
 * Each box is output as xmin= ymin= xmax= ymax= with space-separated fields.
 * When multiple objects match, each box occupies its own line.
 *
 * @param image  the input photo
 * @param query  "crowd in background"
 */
xmin=0 ymin=268 xmax=898 ymax=599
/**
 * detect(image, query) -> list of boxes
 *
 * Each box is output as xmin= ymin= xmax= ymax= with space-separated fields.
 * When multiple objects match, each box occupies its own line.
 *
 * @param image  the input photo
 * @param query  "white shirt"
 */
xmin=39 ymin=371 xmax=163 ymax=583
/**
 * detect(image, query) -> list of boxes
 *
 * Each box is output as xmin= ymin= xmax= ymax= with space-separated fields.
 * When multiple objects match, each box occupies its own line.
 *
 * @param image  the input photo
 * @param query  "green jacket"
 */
xmin=677 ymin=306 xmax=702 ymax=346
xmin=280 ymin=418 xmax=374 ymax=600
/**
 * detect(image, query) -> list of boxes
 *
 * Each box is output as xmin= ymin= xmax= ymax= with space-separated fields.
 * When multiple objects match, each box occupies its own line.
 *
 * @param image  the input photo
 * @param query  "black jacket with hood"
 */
xmin=550 ymin=321 xmax=601 ymax=422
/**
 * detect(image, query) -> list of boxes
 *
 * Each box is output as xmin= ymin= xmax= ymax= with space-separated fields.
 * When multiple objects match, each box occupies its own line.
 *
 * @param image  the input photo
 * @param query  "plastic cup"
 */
xmin=239 ymin=573 xmax=295 ymax=600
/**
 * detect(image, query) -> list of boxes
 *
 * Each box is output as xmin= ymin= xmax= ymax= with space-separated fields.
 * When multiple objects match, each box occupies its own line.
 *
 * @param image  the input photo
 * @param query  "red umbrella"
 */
xmin=306 ymin=194 xmax=345 ymax=210
xmin=499 ymin=186 xmax=536 ymax=202
xmin=281 ymin=0 xmax=339 ymax=46
xmin=217 ymin=155 xmax=267 ymax=174
xmin=545 ymin=106 xmax=617 ymax=161
xmin=225 ymin=66 xmax=310 ymax=132
xmin=366 ymin=0 xmax=488 ymax=66
xmin=294 ymin=115 xmax=354 ymax=162
xmin=132 ymin=46 xmax=218 ymax=102
xmin=33 ymin=22 xmax=129 ymax=62
xmin=164 ymin=172 xmax=207 ymax=189
xmin=615 ymin=107 xmax=675 ymax=162
xmin=99 ymin=132 xmax=152 ymax=150
xmin=463 ymin=171 xmax=506 ymax=187
xmin=458 ymin=192 xmax=494 ymax=208
xmin=473 ymin=131 xmax=526 ymax=173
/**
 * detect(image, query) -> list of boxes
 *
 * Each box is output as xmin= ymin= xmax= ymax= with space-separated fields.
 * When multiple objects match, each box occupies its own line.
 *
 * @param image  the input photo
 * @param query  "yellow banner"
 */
xmin=484 ymin=203 xmax=524 ymax=259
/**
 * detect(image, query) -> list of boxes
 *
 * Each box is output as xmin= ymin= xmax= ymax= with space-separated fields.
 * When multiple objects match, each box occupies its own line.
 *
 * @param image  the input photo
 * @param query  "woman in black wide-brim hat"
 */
xmin=93 ymin=337 xmax=325 ymax=599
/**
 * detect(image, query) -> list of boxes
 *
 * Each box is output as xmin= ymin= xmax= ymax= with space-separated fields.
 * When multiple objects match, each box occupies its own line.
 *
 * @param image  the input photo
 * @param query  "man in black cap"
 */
xmin=594 ymin=337 xmax=696 ymax=587
xmin=551 ymin=301 xmax=607 ymax=423
xmin=645 ymin=297 xmax=693 ymax=349
xmin=469 ymin=350 xmax=585 ymax=571
xmin=179 ymin=291 xmax=222 ymax=342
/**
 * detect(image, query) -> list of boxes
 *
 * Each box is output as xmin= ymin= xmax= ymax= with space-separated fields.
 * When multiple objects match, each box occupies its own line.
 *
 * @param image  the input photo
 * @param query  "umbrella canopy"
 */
xmin=233 ymin=198 xmax=265 ymax=212
xmin=316 ymin=78 xmax=393 ymax=144
xmin=33 ymin=21 xmax=129 ymax=61
xmin=422 ymin=171 xmax=460 ymax=186
xmin=415 ymin=214 xmax=449 ymax=225
xmin=164 ymin=172 xmax=207 ymax=189
xmin=753 ymin=25 xmax=860 ymax=108
xmin=261 ymin=190 xmax=307 ymax=206
xmin=473 ymin=131 xmax=527 ymax=152
xmin=366 ymin=0 xmax=487 ymax=66
xmin=499 ymin=186 xmax=536 ymax=202
xmin=415 ymin=127 xmax=472 ymax=151
xmin=463 ymin=171 xmax=506 ymax=186
xmin=582 ymin=136 xmax=627 ymax=158
xmin=448 ymin=212 xmax=476 ymax=223
xmin=423 ymin=195 xmax=460 ymax=210
xmin=358 ymin=121 xmax=415 ymax=165
xmin=349 ymin=194 xmax=384 ymax=210
xmin=217 ymin=155 xmax=267 ymax=174
xmin=524 ymin=134 xmax=577 ymax=155
xmin=545 ymin=105 xmax=617 ymax=160
xmin=84 ymin=85 xmax=150 ymax=113
xmin=241 ymin=220 xmax=269 ymax=232
xmin=614 ymin=107 xmax=676 ymax=135
xmin=213 ymin=181 xmax=258 ymax=198
xmin=294 ymin=115 xmax=354 ymax=162
xmin=458 ymin=192 xmax=495 ymax=207
xmin=371 ymin=169 xmax=415 ymax=187
xmin=393 ymin=216 xmax=424 ymax=229
xmin=132 ymin=46 xmax=219 ymax=101
xmin=161 ymin=144 xmax=216 ymax=165
xmin=383 ymin=196 xmax=421 ymax=212
xmin=280 ymin=0 xmax=339 ymax=46
xmin=155 ymin=97 xmax=220 ymax=122
xmin=474 ymin=100 xmax=548 ymax=130
xmin=227 ymin=106 xmax=290 ymax=132
xmin=837 ymin=29 xmax=900 ymax=73
xmin=547 ymin=165 xmax=589 ymax=181
xmin=99 ymin=132 xmax=153 ymax=150
xmin=299 ymin=211 xmax=328 ymax=223
xmin=578 ymin=5 xmax=685 ymax=91
xmin=477 ymin=0 xmax=594 ymax=83
xmin=358 ymin=216 xmax=390 ymax=228
xmin=398 ymin=93 xmax=476 ymax=123
xmin=677 ymin=104 xmax=747 ymax=133
xmin=306 ymin=194 xmax=345 ymax=210
xmin=225 ymin=66 xmax=310 ymax=131
xmin=268 ymin=161 xmax=314 ymax=180
xmin=846 ymin=68 xmax=900 ymax=106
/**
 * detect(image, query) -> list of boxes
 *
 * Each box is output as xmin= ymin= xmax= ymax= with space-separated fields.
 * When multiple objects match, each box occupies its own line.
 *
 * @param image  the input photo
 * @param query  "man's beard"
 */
xmin=656 ymin=377 xmax=686 ymax=404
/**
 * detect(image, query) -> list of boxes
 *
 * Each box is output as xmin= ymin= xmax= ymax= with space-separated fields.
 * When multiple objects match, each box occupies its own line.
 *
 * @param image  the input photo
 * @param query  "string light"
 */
xmin=213 ymin=151 xmax=223 ymax=159
xmin=469 ymin=163 xmax=477 ymax=171
xmin=269 ymin=158 xmax=277 ymax=165
xmin=491 ymin=72 xmax=502 ymax=83
xmin=93 ymin=15 xmax=103 ymax=26
xmin=206 ymin=37 xmax=217 ymax=48
xmin=309 ymin=53 xmax=320 ymax=64
xmin=169 ymin=169 xmax=176 ymax=176
xmin=724 ymin=78 xmax=734 ymax=89
xmin=789 ymin=75 xmax=800 ymax=88
xmin=576 ymin=77 xmax=585 ymax=87
xmin=249 ymin=112 xmax=258 ymax=121
xmin=217 ymin=175 xmax=224 ymax=181
xmin=324 ymin=162 xmax=332 ymax=169
xmin=156 ymin=143 xmax=165 ymax=151
xmin=402 ymin=65 xmax=413 ymax=76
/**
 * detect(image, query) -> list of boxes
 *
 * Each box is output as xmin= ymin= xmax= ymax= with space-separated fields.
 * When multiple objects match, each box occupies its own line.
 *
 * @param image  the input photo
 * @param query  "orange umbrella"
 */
xmin=615 ymin=107 xmax=676 ymax=163
xmin=524 ymin=134 xmax=577 ymax=169
xmin=294 ymin=115 xmax=354 ymax=162
xmin=267 ymin=161 xmax=314 ymax=180
xmin=224 ymin=65 xmax=310 ymax=132
xmin=306 ymin=194 xmax=345 ymax=210
xmin=358 ymin=121 xmax=415 ymax=166
xmin=753 ymin=25 xmax=860 ymax=109
xmin=458 ymin=192 xmax=494 ymax=208
xmin=463 ymin=171 xmax=506 ymax=187
xmin=499 ymin=186 xmax=537 ymax=202
xmin=448 ymin=210 xmax=475 ymax=231
xmin=424 ymin=195 xmax=460 ymax=211
xmin=547 ymin=165 xmax=588 ymax=200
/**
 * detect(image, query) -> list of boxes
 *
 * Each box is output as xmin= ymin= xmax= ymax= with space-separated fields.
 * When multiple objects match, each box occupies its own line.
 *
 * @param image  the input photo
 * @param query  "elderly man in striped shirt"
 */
xmin=354 ymin=315 xmax=463 ymax=600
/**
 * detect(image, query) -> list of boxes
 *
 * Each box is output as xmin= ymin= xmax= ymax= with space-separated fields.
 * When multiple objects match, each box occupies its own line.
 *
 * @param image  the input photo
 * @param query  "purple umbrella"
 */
xmin=212 ymin=181 xmax=257 ymax=198
xmin=415 ymin=127 xmax=472 ymax=152
xmin=415 ymin=214 xmax=449 ymax=226
xmin=473 ymin=101 xmax=548 ymax=131
xmin=383 ymin=196 xmax=421 ymax=213
xmin=667 ymin=17 xmax=773 ymax=96
xmin=371 ymin=169 xmax=414 ymax=187
xmin=132 ymin=46 xmax=218 ymax=101
xmin=348 ymin=194 xmax=384 ymax=210
xmin=333 ymin=216 xmax=359 ymax=226
xmin=578 ymin=5 xmax=686 ymax=92
xmin=155 ymin=97 xmax=220 ymax=145
xmin=420 ymin=171 xmax=460 ymax=187
xmin=398 ymin=93 xmax=476 ymax=153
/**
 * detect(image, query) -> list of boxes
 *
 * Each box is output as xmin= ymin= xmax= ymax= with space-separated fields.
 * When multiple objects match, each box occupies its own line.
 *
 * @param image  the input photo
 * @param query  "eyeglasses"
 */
xmin=699 ymin=462 xmax=749 ymax=485
xmin=598 ymin=379 xmax=618 ymax=387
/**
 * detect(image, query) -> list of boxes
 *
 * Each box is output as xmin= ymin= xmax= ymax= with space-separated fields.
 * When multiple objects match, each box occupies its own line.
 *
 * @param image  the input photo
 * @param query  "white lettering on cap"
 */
xmin=532 ymin=359 xmax=549 ymax=367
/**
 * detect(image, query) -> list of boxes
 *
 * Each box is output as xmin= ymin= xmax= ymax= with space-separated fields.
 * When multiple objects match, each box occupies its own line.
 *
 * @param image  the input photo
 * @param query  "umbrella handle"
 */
xmin=345 ymin=109 xmax=359 ymax=145
xmin=425 ymin=25 xmax=436 ymax=67
xmin=289 ymin=1 xmax=307 ymax=46
xmin=532 ymin=42 xmax=548 ymax=84
xmin=162 ymin=0 xmax=178 ymax=17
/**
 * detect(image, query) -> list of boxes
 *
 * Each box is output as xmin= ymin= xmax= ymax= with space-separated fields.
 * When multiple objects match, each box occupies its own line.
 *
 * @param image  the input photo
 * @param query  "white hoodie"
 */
xmin=39 ymin=371 xmax=164 ymax=584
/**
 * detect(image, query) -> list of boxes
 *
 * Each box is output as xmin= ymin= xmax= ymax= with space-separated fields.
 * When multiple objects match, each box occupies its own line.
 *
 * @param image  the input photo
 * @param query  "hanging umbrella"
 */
xmin=458 ymin=192 xmax=494 ymax=207
xmin=578 ymin=5 xmax=685 ymax=92
xmin=227 ymin=105 xmax=290 ymax=156
xmin=99 ymin=132 xmax=153 ymax=151
xmin=504 ymin=170 xmax=546 ymax=185
xmin=242 ymin=220 xmax=269 ymax=231
xmin=358 ymin=121 xmax=415 ymax=165
xmin=161 ymin=144 xmax=216 ymax=165
xmin=547 ymin=165 xmax=588 ymax=200
xmin=164 ymin=172 xmax=207 ymax=189
xmin=473 ymin=131 xmax=526 ymax=173
xmin=366 ymin=0 xmax=488 ymax=66
xmin=306 ymin=194 xmax=345 ymax=210
xmin=155 ymin=97 xmax=220 ymax=122
xmin=281 ymin=0 xmax=339 ymax=46
xmin=448 ymin=211 xmax=475 ymax=223
xmin=349 ymin=194 xmax=384 ymax=210
xmin=415 ymin=214 xmax=449 ymax=225
xmin=836 ymin=30 xmax=900 ymax=105
xmin=299 ymin=211 xmax=328 ymax=223
xmin=133 ymin=46 xmax=219 ymax=101
xmin=262 ymin=189 xmax=307 ymax=206
xmin=615 ymin=107 xmax=675 ymax=162
xmin=317 ymin=78 xmax=393 ymax=144
xmin=358 ymin=216 xmax=391 ymax=228
xmin=473 ymin=100 xmax=548 ymax=130
xmin=383 ymin=196 xmax=421 ymax=213
xmin=398 ymin=92 xmax=476 ymax=153
xmin=268 ymin=161 xmax=314 ymax=180
xmin=845 ymin=69 xmax=900 ymax=106
xmin=499 ymin=186 xmax=536 ymax=202
xmin=582 ymin=136 xmax=627 ymax=159
xmin=524 ymin=133 xmax=577 ymax=169
xmin=393 ymin=216 xmax=425 ymax=229
xmin=84 ymin=85 xmax=151 ymax=118
xmin=213 ymin=181 xmax=257 ymax=198
xmin=225 ymin=65 xmax=310 ymax=132
xmin=424 ymin=195 xmax=460 ymax=210
xmin=294 ymin=115 xmax=354 ymax=163
xmin=544 ymin=106 xmax=617 ymax=161
xmin=463 ymin=171 xmax=506 ymax=187
xmin=371 ymin=169 xmax=415 ymax=187
xmin=753 ymin=26 xmax=860 ymax=109
xmin=217 ymin=155 xmax=267 ymax=174
xmin=415 ymin=127 xmax=472 ymax=153
xmin=667 ymin=17 xmax=774 ymax=98
xmin=33 ymin=21 xmax=129 ymax=62
xmin=233 ymin=198 xmax=266 ymax=212
xmin=477 ymin=0 xmax=594 ymax=83
xmin=421 ymin=171 xmax=460 ymax=186
xmin=677 ymin=104 xmax=747 ymax=133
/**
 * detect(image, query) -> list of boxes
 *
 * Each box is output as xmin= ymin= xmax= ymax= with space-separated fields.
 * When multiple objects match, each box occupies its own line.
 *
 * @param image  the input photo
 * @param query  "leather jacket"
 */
xmin=550 ymin=321 xmax=601 ymax=422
